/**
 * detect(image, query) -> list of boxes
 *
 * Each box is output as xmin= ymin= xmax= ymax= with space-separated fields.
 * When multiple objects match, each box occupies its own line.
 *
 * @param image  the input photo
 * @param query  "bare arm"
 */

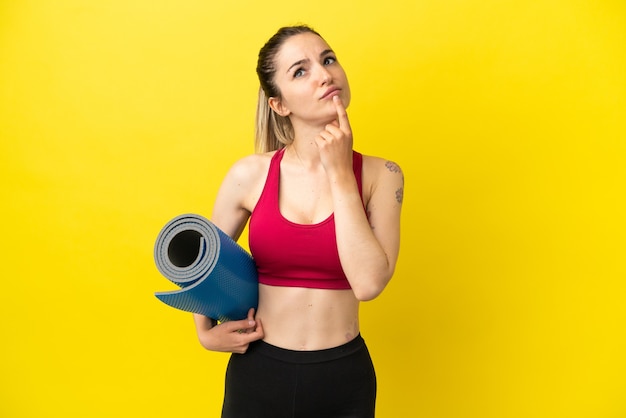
xmin=316 ymin=96 xmax=403 ymax=301
xmin=192 ymin=155 xmax=268 ymax=352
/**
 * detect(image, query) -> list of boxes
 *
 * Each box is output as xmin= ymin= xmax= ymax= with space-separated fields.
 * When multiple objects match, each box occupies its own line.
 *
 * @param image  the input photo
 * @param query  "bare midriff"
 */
xmin=255 ymin=284 xmax=360 ymax=351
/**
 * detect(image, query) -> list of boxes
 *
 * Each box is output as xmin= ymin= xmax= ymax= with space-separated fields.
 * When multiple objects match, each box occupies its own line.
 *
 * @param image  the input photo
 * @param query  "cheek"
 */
xmin=342 ymin=86 xmax=352 ymax=108
xmin=284 ymin=86 xmax=312 ymax=107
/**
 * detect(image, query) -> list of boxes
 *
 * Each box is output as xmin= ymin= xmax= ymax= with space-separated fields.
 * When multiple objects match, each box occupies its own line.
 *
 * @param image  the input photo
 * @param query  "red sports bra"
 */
xmin=248 ymin=148 xmax=364 ymax=290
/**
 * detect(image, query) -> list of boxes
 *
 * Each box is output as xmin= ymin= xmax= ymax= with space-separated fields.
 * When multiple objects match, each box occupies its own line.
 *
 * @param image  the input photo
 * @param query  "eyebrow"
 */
xmin=286 ymin=49 xmax=335 ymax=74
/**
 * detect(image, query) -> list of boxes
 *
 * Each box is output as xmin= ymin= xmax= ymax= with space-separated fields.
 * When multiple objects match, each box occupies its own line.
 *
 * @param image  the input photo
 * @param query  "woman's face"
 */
xmin=269 ymin=32 xmax=351 ymax=125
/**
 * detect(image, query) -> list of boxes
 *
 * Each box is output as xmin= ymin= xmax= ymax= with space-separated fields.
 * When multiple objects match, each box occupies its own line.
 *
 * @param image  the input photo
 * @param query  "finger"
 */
xmin=237 ymin=318 xmax=264 ymax=344
xmin=253 ymin=317 xmax=264 ymax=337
xmin=323 ymin=123 xmax=345 ymax=140
xmin=333 ymin=95 xmax=351 ymax=132
xmin=225 ymin=316 xmax=256 ymax=333
xmin=314 ymin=133 xmax=334 ymax=151
xmin=241 ymin=308 xmax=258 ymax=334
xmin=318 ymin=129 xmax=335 ymax=142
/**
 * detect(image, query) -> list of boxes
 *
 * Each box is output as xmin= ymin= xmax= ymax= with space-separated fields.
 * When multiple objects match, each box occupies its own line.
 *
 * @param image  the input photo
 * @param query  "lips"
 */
xmin=320 ymin=87 xmax=341 ymax=100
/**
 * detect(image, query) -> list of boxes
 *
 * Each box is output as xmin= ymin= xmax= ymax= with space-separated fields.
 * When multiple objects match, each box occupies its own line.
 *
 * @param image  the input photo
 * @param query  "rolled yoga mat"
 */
xmin=153 ymin=214 xmax=258 ymax=322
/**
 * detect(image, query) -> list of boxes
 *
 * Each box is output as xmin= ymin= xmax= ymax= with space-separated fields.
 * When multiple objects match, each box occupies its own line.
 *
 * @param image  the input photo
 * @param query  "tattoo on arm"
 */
xmin=385 ymin=161 xmax=404 ymax=204
xmin=396 ymin=187 xmax=404 ymax=204
xmin=385 ymin=161 xmax=401 ymax=173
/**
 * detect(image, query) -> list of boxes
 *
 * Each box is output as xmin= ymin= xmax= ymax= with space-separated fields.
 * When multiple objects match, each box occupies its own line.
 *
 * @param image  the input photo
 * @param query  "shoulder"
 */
xmin=218 ymin=151 xmax=277 ymax=212
xmin=360 ymin=154 xmax=404 ymax=180
xmin=359 ymin=154 xmax=404 ymax=205
xmin=225 ymin=151 xmax=276 ymax=185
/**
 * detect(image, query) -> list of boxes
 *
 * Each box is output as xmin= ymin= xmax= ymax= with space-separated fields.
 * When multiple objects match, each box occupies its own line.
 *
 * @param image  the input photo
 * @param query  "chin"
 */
xmin=341 ymin=94 xmax=351 ymax=109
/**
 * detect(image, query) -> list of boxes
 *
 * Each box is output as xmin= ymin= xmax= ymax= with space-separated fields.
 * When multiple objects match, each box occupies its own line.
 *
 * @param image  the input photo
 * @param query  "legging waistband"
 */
xmin=246 ymin=334 xmax=366 ymax=364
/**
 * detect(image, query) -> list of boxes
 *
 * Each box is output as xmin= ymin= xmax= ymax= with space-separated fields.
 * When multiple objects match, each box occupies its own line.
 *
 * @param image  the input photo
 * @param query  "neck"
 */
xmin=285 ymin=141 xmax=319 ymax=170
xmin=284 ymin=114 xmax=339 ymax=167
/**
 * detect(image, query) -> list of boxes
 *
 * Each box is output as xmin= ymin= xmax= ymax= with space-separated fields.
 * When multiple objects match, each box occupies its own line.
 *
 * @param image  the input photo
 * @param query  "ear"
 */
xmin=268 ymin=96 xmax=291 ymax=117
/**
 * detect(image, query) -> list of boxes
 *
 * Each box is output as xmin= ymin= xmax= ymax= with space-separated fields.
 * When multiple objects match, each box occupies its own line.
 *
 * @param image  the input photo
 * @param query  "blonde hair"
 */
xmin=254 ymin=87 xmax=293 ymax=153
xmin=254 ymin=25 xmax=322 ymax=153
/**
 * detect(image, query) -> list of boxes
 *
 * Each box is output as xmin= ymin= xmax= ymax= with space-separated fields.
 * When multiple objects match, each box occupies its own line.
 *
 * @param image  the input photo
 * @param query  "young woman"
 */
xmin=193 ymin=25 xmax=403 ymax=418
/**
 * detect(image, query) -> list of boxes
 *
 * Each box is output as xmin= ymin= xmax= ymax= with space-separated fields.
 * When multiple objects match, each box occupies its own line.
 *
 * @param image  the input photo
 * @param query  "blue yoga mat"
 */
xmin=153 ymin=214 xmax=258 ymax=322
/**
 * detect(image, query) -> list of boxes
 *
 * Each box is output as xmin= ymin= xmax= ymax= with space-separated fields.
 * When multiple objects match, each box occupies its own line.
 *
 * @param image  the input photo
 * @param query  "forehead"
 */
xmin=274 ymin=33 xmax=332 ymax=68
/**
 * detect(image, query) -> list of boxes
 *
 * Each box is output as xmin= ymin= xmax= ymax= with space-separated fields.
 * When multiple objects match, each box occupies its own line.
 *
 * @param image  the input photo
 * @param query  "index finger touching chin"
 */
xmin=333 ymin=95 xmax=350 ymax=130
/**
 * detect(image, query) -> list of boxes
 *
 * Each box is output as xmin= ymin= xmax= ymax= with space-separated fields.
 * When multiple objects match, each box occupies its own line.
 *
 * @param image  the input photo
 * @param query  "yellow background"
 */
xmin=1 ymin=0 xmax=625 ymax=417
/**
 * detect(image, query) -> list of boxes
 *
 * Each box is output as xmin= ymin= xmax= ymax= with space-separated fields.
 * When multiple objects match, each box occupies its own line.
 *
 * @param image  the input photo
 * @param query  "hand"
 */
xmin=314 ymin=95 xmax=353 ymax=177
xmin=196 ymin=308 xmax=264 ymax=354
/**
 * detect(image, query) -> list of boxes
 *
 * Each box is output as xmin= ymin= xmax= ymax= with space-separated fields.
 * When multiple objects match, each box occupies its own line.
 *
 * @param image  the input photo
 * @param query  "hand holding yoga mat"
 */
xmin=153 ymin=214 xmax=258 ymax=322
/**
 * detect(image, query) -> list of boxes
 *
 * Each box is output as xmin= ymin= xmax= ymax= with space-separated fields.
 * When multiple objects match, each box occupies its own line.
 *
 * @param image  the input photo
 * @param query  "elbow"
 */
xmin=197 ymin=335 xmax=212 ymax=351
xmin=354 ymin=288 xmax=381 ymax=302
xmin=197 ymin=329 xmax=218 ymax=351
xmin=351 ymin=273 xmax=393 ymax=302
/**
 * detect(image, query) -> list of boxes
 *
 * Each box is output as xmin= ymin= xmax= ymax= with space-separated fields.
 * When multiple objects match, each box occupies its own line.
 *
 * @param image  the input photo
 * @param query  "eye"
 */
xmin=294 ymin=68 xmax=305 ymax=78
xmin=323 ymin=56 xmax=337 ymax=65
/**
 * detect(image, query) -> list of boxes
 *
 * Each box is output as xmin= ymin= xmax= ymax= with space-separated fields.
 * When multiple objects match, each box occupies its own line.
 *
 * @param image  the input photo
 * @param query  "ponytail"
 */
xmin=254 ymin=87 xmax=294 ymax=153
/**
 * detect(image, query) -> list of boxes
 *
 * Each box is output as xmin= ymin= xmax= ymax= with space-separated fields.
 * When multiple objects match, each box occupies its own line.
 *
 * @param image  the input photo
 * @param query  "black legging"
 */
xmin=221 ymin=335 xmax=377 ymax=418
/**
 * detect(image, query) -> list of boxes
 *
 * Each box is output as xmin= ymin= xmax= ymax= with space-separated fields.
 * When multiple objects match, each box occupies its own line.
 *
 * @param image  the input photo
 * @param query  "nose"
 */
xmin=317 ymin=65 xmax=332 ymax=85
